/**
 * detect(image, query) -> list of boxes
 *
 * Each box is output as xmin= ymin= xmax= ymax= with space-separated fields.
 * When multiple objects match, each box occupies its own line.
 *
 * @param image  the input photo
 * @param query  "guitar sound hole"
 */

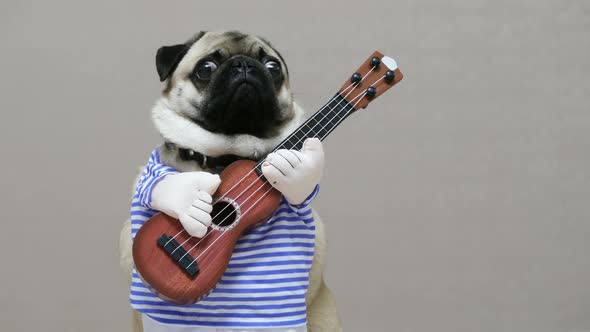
xmin=211 ymin=201 xmax=237 ymax=227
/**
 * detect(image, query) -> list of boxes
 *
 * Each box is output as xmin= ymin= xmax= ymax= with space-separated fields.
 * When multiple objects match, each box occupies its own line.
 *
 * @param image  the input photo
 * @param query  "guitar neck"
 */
xmin=277 ymin=94 xmax=354 ymax=151
xmin=254 ymin=51 xmax=403 ymax=175
xmin=253 ymin=94 xmax=353 ymax=177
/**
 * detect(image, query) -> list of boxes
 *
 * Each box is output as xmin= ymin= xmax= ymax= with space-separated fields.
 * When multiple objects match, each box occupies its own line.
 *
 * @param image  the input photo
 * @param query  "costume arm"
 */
xmin=135 ymin=148 xmax=179 ymax=209
xmin=283 ymin=184 xmax=320 ymax=225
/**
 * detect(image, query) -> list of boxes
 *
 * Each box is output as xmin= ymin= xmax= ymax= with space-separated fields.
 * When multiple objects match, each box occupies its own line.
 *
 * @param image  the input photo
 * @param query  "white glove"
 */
xmin=261 ymin=138 xmax=324 ymax=205
xmin=151 ymin=172 xmax=221 ymax=238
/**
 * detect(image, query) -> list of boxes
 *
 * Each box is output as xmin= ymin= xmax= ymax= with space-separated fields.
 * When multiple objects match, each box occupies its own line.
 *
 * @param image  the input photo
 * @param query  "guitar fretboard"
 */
xmin=277 ymin=93 xmax=354 ymax=151
xmin=254 ymin=93 xmax=355 ymax=176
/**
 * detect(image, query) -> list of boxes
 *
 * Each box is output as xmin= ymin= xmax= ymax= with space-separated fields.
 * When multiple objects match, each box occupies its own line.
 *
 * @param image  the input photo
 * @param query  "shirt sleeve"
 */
xmin=283 ymin=184 xmax=320 ymax=217
xmin=135 ymin=148 xmax=179 ymax=209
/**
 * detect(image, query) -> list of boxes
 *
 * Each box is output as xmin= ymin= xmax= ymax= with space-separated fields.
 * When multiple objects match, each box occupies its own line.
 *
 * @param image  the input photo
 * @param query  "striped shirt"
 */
xmin=129 ymin=148 xmax=317 ymax=329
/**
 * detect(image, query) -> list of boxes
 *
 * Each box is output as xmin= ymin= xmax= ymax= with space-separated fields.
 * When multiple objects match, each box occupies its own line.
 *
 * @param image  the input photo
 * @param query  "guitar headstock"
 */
xmin=338 ymin=51 xmax=403 ymax=110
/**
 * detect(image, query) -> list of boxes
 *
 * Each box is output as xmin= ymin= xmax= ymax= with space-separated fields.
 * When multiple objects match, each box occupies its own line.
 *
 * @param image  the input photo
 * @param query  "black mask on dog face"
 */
xmin=193 ymin=53 xmax=284 ymax=137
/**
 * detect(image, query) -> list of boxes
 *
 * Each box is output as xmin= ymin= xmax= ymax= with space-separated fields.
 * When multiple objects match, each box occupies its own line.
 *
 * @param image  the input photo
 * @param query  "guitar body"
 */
xmin=132 ymin=160 xmax=282 ymax=304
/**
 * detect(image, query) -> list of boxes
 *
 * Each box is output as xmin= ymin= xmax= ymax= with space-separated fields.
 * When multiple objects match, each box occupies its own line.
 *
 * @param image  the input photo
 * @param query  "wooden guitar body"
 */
xmin=132 ymin=160 xmax=281 ymax=304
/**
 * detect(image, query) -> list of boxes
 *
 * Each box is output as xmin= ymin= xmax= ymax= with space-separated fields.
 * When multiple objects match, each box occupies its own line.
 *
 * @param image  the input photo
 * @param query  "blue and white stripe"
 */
xmin=130 ymin=148 xmax=317 ymax=329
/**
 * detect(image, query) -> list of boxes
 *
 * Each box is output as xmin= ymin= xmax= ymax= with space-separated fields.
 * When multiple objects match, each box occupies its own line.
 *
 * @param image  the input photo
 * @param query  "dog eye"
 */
xmin=196 ymin=61 xmax=218 ymax=80
xmin=264 ymin=60 xmax=281 ymax=75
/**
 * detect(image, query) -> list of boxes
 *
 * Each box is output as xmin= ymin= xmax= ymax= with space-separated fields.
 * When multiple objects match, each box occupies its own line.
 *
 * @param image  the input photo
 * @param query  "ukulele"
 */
xmin=132 ymin=51 xmax=404 ymax=304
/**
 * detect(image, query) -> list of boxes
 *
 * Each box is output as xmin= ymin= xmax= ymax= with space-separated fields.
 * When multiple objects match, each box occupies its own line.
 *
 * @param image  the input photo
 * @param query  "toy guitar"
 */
xmin=132 ymin=51 xmax=404 ymax=304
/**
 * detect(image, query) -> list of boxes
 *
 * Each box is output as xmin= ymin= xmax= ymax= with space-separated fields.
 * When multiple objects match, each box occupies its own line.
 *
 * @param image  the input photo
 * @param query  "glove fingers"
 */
xmin=191 ymin=198 xmax=213 ymax=214
xmin=266 ymin=153 xmax=293 ymax=175
xmin=302 ymin=138 xmax=324 ymax=155
xmin=276 ymin=149 xmax=302 ymax=167
xmin=187 ymin=206 xmax=212 ymax=227
xmin=289 ymin=150 xmax=305 ymax=161
xmin=195 ymin=173 xmax=222 ymax=195
xmin=179 ymin=213 xmax=207 ymax=238
xmin=194 ymin=190 xmax=213 ymax=204
xmin=261 ymin=162 xmax=285 ymax=186
xmin=302 ymin=138 xmax=325 ymax=168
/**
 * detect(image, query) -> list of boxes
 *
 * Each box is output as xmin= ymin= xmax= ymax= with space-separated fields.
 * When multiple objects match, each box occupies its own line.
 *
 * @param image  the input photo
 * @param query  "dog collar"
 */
xmin=177 ymin=148 xmax=253 ymax=170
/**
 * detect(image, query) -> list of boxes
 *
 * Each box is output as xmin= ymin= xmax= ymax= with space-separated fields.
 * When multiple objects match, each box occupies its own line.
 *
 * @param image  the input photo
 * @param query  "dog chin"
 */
xmin=231 ymin=81 xmax=259 ymax=103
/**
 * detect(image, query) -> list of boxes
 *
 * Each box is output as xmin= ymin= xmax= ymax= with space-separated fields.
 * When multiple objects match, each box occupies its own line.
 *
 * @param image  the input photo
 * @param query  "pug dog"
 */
xmin=119 ymin=31 xmax=342 ymax=332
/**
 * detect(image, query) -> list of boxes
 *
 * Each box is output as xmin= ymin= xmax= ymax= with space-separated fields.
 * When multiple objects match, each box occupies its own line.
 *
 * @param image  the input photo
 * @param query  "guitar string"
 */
xmin=186 ymin=79 xmax=390 ymax=267
xmin=167 ymin=65 xmax=379 ymax=252
xmin=176 ymin=68 xmax=384 ymax=262
xmin=168 ymin=78 xmax=362 ymax=252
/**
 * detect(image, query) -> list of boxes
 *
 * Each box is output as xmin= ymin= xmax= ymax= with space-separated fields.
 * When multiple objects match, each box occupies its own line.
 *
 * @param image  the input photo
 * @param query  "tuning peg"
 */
xmin=350 ymin=72 xmax=362 ymax=85
xmin=370 ymin=57 xmax=381 ymax=68
xmin=385 ymin=70 xmax=395 ymax=83
xmin=366 ymin=86 xmax=377 ymax=99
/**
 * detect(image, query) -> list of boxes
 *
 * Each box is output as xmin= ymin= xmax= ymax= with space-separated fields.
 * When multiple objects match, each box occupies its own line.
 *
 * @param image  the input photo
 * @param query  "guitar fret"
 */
xmin=304 ymin=129 xmax=319 ymax=140
xmin=307 ymin=118 xmax=319 ymax=127
xmin=287 ymin=136 xmax=299 ymax=148
xmin=301 ymin=123 xmax=314 ymax=133
xmin=332 ymin=110 xmax=344 ymax=120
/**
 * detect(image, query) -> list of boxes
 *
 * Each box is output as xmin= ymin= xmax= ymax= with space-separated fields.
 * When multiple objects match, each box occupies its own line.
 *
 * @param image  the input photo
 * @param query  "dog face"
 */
xmin=156 ymin=31 xmax=294 ymax=138
xmin=152 ymin=31 xmax=304 ymax=172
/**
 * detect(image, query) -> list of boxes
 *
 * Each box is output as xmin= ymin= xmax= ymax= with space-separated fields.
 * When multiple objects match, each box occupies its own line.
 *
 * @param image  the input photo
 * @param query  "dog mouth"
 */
xmin=229 ymin=80 xmax=260 ymax=103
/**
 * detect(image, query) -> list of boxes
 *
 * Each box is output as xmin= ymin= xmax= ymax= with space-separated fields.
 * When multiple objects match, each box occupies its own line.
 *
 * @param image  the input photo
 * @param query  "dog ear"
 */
xmin=155 ymin=32 xmax=207 ymax=82
xmin=155 ymin=44 xmax=190 ymax=82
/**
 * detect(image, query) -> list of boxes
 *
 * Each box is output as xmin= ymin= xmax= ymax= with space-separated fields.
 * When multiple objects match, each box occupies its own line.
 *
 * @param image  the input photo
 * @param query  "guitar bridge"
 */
xmin=157 ymin=234 xmax=199 ymax=278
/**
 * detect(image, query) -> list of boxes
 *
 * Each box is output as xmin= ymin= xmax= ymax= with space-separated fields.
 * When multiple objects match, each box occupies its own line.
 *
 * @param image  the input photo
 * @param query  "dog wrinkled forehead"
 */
xmin=173 ymin=31 xmax=287 ymax=78
xmin=200 ymin=31 xmax=270 ymax=56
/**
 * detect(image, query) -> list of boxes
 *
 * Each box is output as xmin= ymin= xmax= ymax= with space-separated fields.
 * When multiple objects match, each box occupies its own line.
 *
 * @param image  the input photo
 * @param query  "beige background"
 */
xmin=1 ymin=1 xmax=589 ymax=331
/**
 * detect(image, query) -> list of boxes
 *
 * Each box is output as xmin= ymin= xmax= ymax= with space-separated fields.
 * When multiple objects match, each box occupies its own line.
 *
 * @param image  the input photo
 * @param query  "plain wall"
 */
xmin=0 ymin=1 xmax=589 ymax=331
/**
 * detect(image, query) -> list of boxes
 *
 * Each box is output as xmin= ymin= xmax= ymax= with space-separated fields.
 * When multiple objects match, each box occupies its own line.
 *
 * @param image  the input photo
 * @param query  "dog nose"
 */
xmin=231 ymin=58 xmax=254 ymax=74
